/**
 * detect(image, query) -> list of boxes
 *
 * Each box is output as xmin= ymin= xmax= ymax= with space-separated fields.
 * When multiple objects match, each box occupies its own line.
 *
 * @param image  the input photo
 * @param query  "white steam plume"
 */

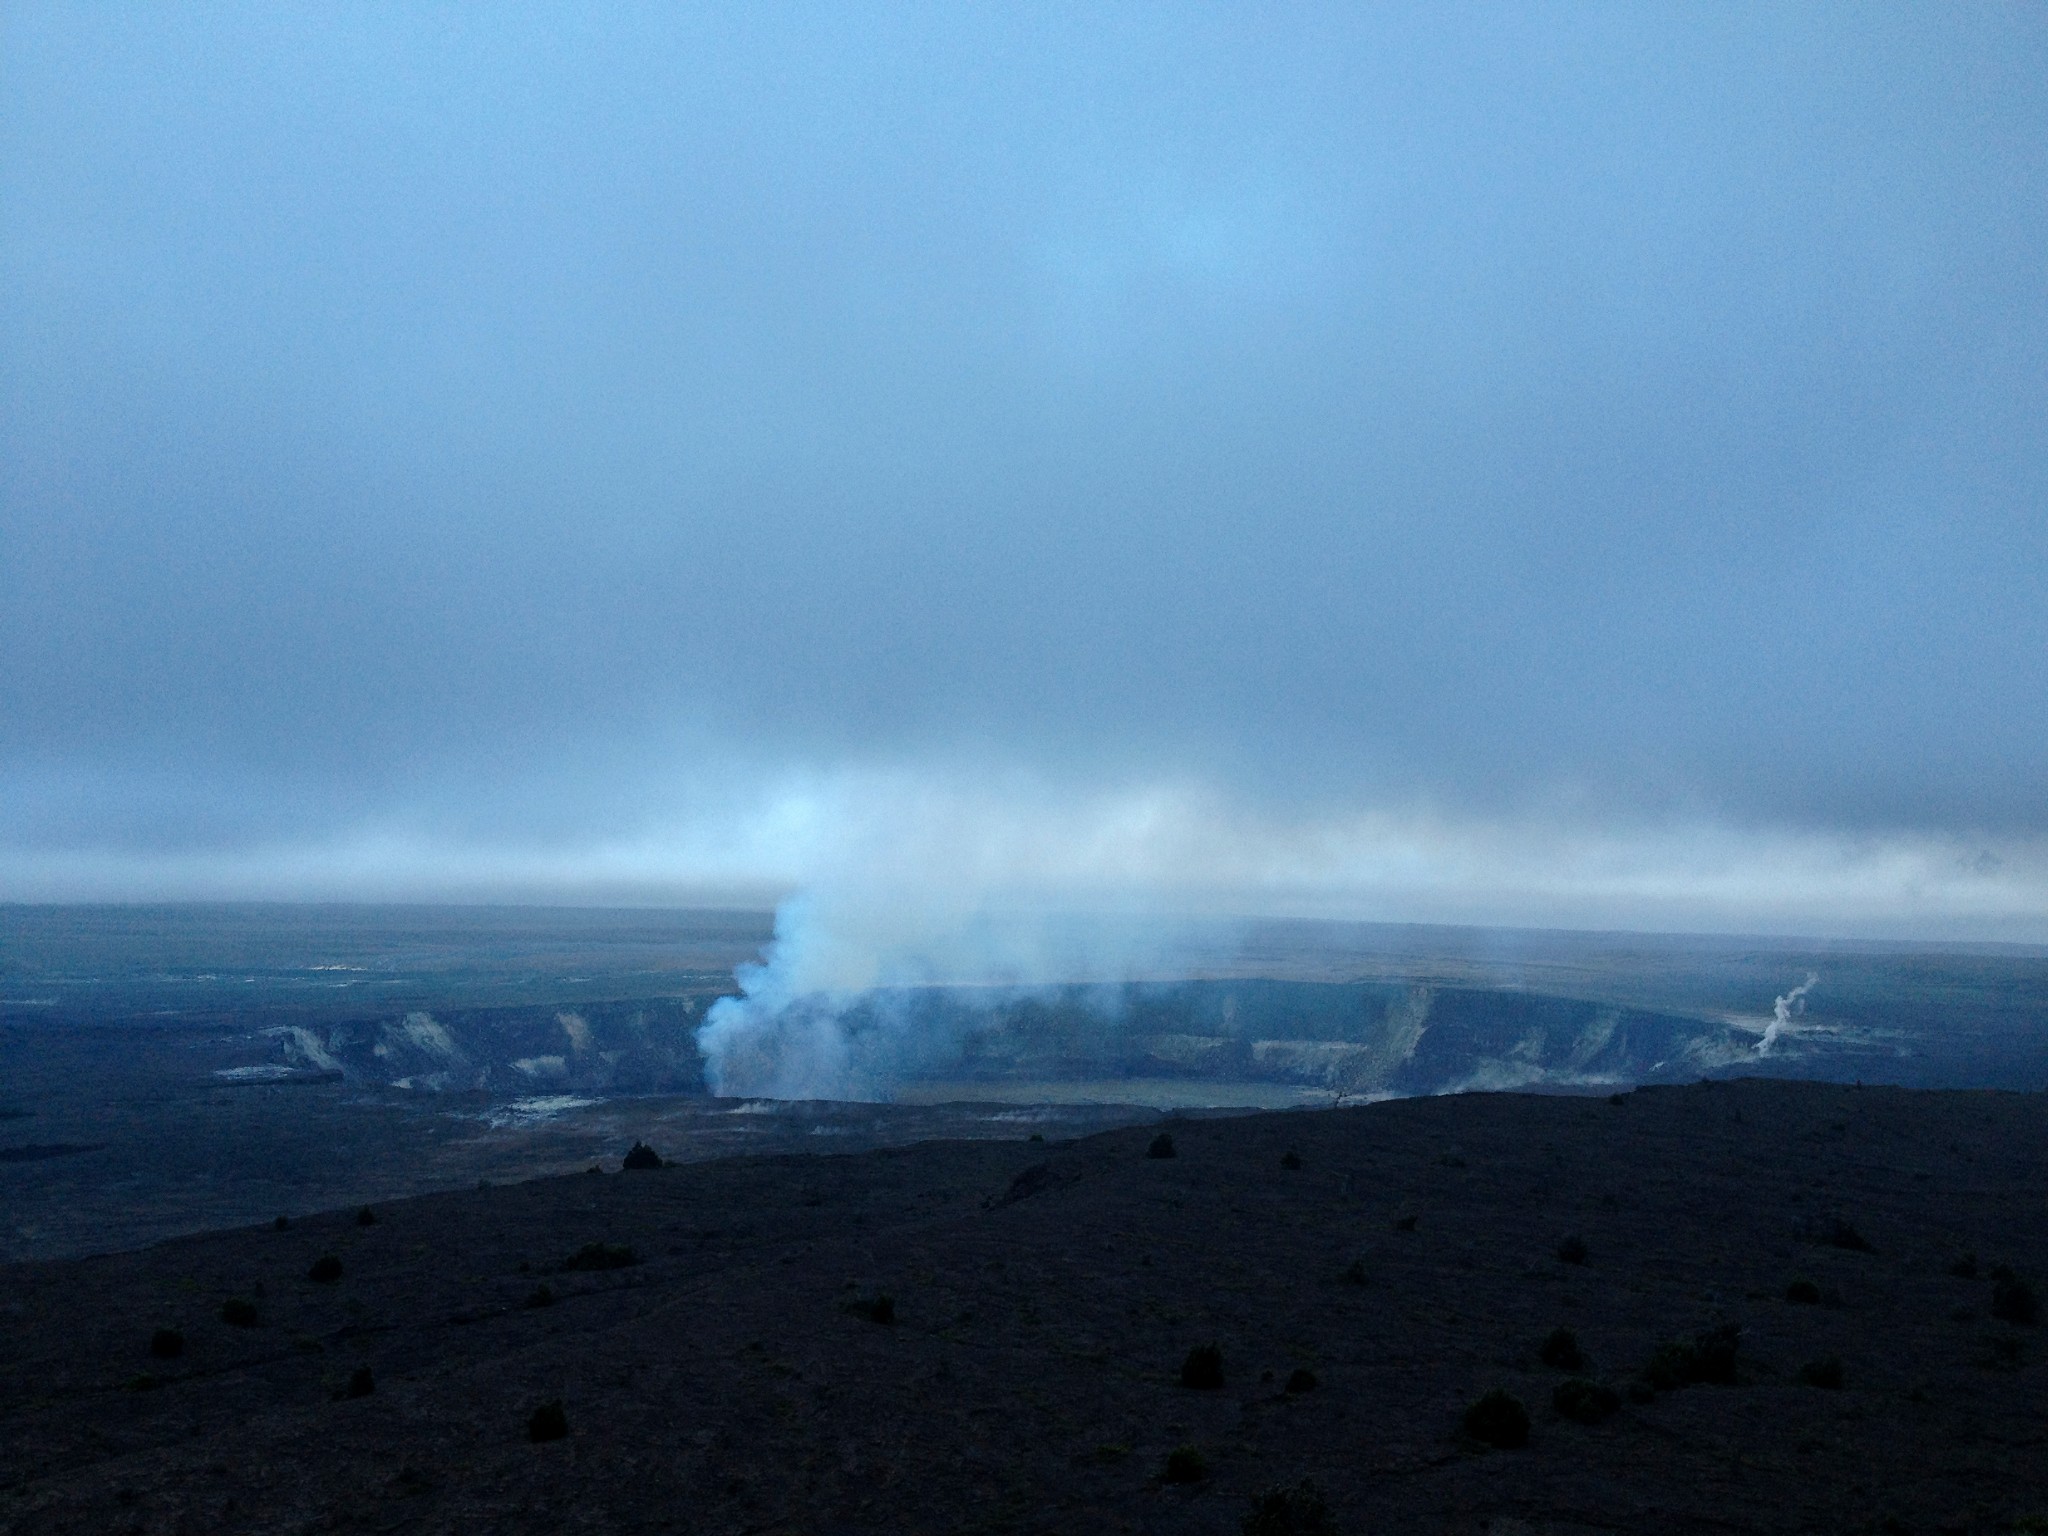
xmin=672 ymin=770 xmax=2037 ymax=1098
xmin=694 ymin=886 xmax=1217 ymax=1099
xmin=1758 ymin=972 xmax=1819 ymax=1055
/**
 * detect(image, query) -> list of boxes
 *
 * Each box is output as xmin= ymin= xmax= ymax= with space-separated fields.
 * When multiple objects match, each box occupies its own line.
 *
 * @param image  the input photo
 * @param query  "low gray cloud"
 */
xmin=2 ymin=6 xmax=2044 ymax=935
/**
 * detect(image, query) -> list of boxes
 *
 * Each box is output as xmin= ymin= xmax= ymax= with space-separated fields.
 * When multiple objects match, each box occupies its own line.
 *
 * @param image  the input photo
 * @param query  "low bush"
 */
xmin=524 ymin=1283 xmax=555 ymax=1309
xmin=1280 ymin=1150 xmax=1302 ymax=1170
xmin=993 ymin=1163 xmax=1055 ymax=1207
xmin=1539 ymin=1327 xmax=1587 ymax=1372
xmin=1640 ymin=1322 xmax=1740 ymax=1391
xmin=1463 ymin=1389 xmax=1530 ymax=1449
xmin=1785 ymin=1278 xmax=1821 ymax=1305
xmin=220 ymin=1297 xmax=259 ymax=1327
xmin=1822 ymin=1218 xmax=1872 ymax=1252
xmin=1799 ymin=1356 xmax=1844 ymax=1389
xmin=1552 ymin=1377 xmax=1620 ymax=1424
xmin=1147 ymin=1133 xmax=1177 ymax=1160
xmin=1242 ymin=1480 xmax=1336 ymax=1536
xmin=1641 ymin=1343 xmax=1693 ymax=1391
xmin=344 ymin=1366 xmax=375 ymax=1398
xmin=562 ymin=1242 xmax=637 ymax=1272
xmin=621 ymin=1141 xmax=663 ymax=1171
xmin=307 ymin=1254 xmax=343 ymax=1283
xmin=1948 ymin=1252 xmax=1979 ymax=1280
xmin=1694 ymin=1321 xmax=1741 ymax=1382
xmin=1180 ymin=1343 xmax=1225 ymax=1390
xmin=527 ymin=1400 xmax=568 ymax=1442
xmin=1991 ymin=1268 xmax=2039 ymax=1326
xmin=1284 ymin=1367 xmax=1318 ymax=1394
xmin=845 ymin=1293 xmax=895 ymax=1324
xmin=1393 ymin=1214 xmax=1418 ymax=1232
xmin=1342 ymin=1259 xmax=1368 ymax=1286
xmin=1162 ymin=1445 xmax=1207 ymax=1484
xmin=355 ymin=1207 xmax=378 ymax=1227
xmin=272 ymin=1215 xmax=290 ymax=1231
xmin=1556 ymin=1234 xmax=1589 ymax=1266
xmin=149 ymin=1328 xmax=184 ymax=1360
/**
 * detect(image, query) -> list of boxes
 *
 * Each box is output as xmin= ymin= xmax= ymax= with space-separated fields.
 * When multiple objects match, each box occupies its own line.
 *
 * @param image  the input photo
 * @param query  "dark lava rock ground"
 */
xmin=2 ymin=1078 xmax=2044 ymax=1535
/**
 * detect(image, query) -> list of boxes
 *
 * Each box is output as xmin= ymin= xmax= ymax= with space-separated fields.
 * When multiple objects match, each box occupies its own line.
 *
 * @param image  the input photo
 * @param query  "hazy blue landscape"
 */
xmin=4 ymin=9 xmax=2045 ymax=1530
xmin=6 ymin=903 xmax=2041 ymax=1262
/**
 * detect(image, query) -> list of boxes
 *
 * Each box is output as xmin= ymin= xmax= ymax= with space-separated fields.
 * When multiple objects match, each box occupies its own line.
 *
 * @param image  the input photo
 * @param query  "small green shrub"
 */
xmin=1552 ymin=1377 xmax=1620 ymax=1424
xmin=1785 ymin=1278 xmax=1821 ymax=1305
xmin=845 ymin=1293 xmax=895 ymax=1324
xmin=1280 ymin=1150 xmax=1302 ymax=1170
xmin=1284 ymin=1366 xmax=1318 ymax=1394
xmin=272 ymin=1215 xmax=290 ymax=1231
xmin=1991 ymin=1268 xmax=2039 ymax=1326
xmin=1694 ymin=1321 xmax=1741 ymax=1381
xmin=1147 ymin=1133 xmax=1177 ymax=1160
xmin=1641 ymin=1322 xmax=1740 ymax=1391
xmin=1607 ymin=1092 xmax=1627 ymax=1106
xmin=1556 ymin=1234 xmax=1589 ymax=1266
xmin=344 ymin=1366 xmax=374 ymax=1398
xmin=355 ymin=1206 xmax=378 ymax=1227
xmin=1342 ymin=1258 xmax=1368 ymax=1286
xmin=1180 ymin=1343 xmax=1225 ymax=1390
xmin=1948 ymin=1252 xmax=1979 ymax=1280
xmin=149 ymin=1328 xmax=184 ymax=1360
xmin=994 ymin=1163 xmax=1055 ymax=1206
xmin=1463 ymin=1389 xmax=1529 ymax=1448
xmin=220 ymin=1297 xmax=259 ymax=1327
xmin=1822 ymin=1218 xmax=1872 ymax=1252
xmin=528 ymin=1399 xmax=568 ymax=1442
xmin=1162 ymin=1445 xmax=1207 ymax=1483
xmin=307 ymin=1254 xmax=343 ymax=1283
xmin=621 ymin=1141 xmax=663 ymax=1171
xmin=1539 ymin=1327 xmax=1587 ymax=1371
xmin=1799 ymin=1356 xmax=1844 ymax=1389
xmin=1242 ymin=1480 xmax=1336 ymax=1536
xmin=524 ymin=1283 xmax=555 ymax=1309
xmin=1394 ymin=1213 xmax=1418 ymax=1232
xmin=1640 ymin=1342 xmax=1695 ymax=1392
xmin=562 ymin=1242 xmax=637 ymax=1272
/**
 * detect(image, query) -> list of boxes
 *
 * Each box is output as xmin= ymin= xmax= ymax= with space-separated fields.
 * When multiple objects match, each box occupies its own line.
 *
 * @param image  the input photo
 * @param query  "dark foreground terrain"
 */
xmin=2 ymin=1078 xmax=2045 ymax=1535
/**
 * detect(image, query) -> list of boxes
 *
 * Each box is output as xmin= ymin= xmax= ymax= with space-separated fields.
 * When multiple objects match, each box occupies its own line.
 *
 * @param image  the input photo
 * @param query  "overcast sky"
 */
xmin=3 ymin=5 xmax=2045 ymax=938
